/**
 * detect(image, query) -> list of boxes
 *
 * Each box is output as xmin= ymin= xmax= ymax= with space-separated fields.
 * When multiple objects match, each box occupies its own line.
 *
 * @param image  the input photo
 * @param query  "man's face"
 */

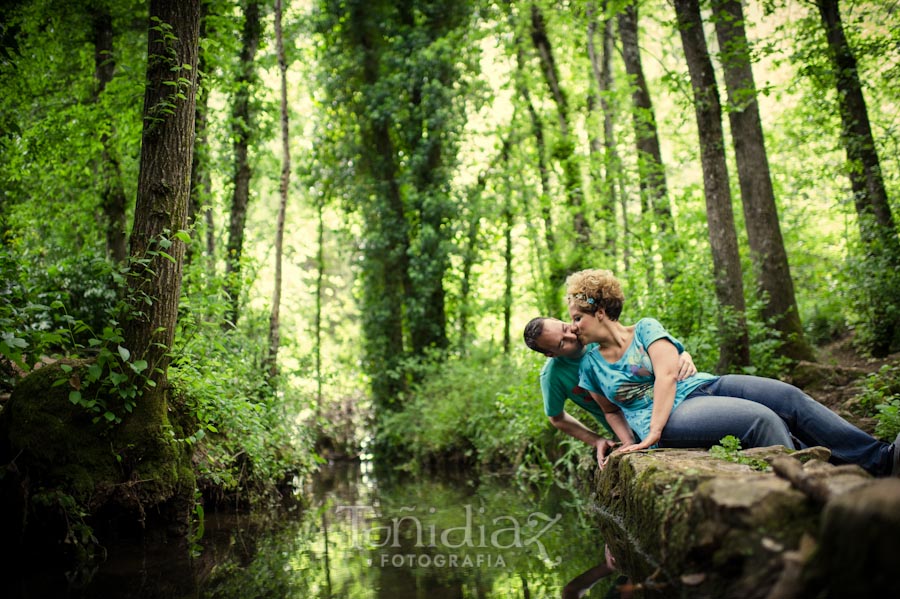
xmin=535 ymin=318 xmax=583 ymax=358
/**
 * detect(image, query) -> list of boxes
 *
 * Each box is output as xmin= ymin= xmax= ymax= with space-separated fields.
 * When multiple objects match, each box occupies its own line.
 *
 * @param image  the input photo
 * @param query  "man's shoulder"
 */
xmin=543 ymin=345 xmax=597 ymax=376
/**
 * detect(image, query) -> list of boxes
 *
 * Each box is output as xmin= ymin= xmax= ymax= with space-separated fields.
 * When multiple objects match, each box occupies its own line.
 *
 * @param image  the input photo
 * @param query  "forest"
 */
xmin=1 ymin=0 xmax=900 ymax=593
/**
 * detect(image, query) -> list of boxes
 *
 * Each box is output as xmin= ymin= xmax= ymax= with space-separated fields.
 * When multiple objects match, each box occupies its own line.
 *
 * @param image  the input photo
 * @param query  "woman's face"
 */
xmin=569 ymin=303 xmax=601 ymax=343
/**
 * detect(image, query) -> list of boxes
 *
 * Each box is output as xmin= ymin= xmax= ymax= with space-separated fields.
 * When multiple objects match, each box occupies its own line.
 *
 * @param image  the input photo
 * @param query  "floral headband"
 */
xmin=570 ymin=292 xmax=596 ymax=305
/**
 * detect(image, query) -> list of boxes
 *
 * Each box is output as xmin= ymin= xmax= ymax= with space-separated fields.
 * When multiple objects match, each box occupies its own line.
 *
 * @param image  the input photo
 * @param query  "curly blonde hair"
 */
xmin=565 ymin=269 xmax=625 ymax=321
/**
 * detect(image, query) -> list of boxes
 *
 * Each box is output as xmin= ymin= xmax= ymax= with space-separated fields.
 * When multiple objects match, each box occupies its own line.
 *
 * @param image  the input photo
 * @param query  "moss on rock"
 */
xmin=0 ymin=359 xmax=195 ymax=562
xmin=584 ymin=445 xmax=892 ymax=598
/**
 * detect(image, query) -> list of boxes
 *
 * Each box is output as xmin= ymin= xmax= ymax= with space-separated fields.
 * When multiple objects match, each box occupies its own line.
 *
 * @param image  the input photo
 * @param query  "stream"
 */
xmin=8 ymin=460 xmax=620 ymax=598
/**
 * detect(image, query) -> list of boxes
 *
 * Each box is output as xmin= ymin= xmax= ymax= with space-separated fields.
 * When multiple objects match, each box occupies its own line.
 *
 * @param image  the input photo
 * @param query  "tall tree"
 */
xmin=512 ymin=29 xmax=557 ymax=316
xmin=316 ymin=0 xmax=475 ymax=413
xmin=712 ymin=0 xmax=815 ymax=363
xmin=586 ymin=1 xmax=619 ymax=262
xmin=120 ymin=0 xmax=200 ymax=497
xmin=188 ymin=1 xmax=215 ymax=268
xmin=266 ymin=0 xmax=291 ymax=379
xmin=457 ymin=173 xmax=487 ymax=354
xmin=93 ymin=6 xmax=128 ymax=264
xmin=674 ymin=0 xmax=750 ymax=371
xmin=528 ymin=3 xmax=592 ymax=291
xmin=224 ymin=0 xmax=263 ymax=328
xmin=816 ymin=0 xmax=900 ymax=356
xmin=618 ymin=0 xmax=677 ymax=281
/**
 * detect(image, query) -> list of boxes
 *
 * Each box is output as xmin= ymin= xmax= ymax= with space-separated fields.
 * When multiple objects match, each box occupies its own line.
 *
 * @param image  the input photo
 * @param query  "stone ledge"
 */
xmin=582 ymin=446 xmax=900 ymax=598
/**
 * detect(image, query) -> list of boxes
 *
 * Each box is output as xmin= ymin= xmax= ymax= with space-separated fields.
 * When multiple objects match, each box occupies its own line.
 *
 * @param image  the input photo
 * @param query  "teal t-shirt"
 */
xmin=577 ymin=318 xmax=717 ymax=442
xmin=541 ymin=343 xmax=614 ymax=436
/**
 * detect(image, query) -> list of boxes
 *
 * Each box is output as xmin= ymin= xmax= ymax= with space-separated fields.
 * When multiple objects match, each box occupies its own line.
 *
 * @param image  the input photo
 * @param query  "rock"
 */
xmin=789 ymin=360 xmax=866 ymax=390
xmin=812 ymin=478 xmax=900 ymax=597
xmin=585 ymin=446 xmax=900 ymax=598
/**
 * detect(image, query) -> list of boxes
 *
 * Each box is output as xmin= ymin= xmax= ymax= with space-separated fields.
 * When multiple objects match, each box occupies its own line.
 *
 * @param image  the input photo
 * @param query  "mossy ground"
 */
xmin=0 ymin=359 xmax=195 ymax=563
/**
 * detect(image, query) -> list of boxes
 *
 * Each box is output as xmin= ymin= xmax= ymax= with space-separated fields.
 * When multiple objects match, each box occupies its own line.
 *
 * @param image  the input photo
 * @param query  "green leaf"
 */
xmin=117 ymin=345 xmax=131 ymax=361
xmin=69 ymin=391 xmax=82 ymax=405
xmin=103 ymin=411 xmax=116 ymax=422
xmin=87 ymin=363 xmax=103 ymax=381
xmin=130 ymin=360 xmax=148 ymax=373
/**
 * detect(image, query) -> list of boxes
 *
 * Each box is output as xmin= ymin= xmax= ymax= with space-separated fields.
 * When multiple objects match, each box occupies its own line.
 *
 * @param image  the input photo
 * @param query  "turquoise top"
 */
xmin=577 ymin=318 xmax=716 ymax=442
xmin=541 ymin=343 xmax=613 ymax=436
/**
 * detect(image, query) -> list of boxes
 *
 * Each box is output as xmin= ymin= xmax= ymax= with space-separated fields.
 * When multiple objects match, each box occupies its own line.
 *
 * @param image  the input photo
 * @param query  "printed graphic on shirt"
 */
xmin=614 ymin=381 xmax=653 ymax=406
xmin=624 ymin=343 xmax=653 ymax=378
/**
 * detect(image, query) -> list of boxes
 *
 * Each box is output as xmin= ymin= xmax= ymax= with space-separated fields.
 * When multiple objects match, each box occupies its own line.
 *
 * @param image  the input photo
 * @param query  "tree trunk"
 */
xmin=124 ymin=0 xmax=200 ymax=434
xmin=618 ymin=0 xmax=678 ymax=283
xmin=188 ymin=2 xmax=214 ymax=270
xmin=224 ymin=0 xmax=262 ymax=328
xmin=712 ymin=0 xmax=815 ymax=363
xmin=267 ymin=0 xmax=290 ymax=380
xmin=529 ymin=3 xmax=592 ymax=276
xmin=93 ymin=8 xmax=128 ymax=264
xmin=674 ymin=0 xmax=750 ymax=371
xmin=503 ymin=154 xmax=514 ymax=355
xmin=514 ymin=36 xmax=558 ymax=316
xmin=314 ymin=199 xmax=324 ymax=419
xmin=816 ymin=0 xmax=900 ymax=356
xmin=349 ymin=1 xmax=410 ymax=409
xmin=586 ymin=1 xmax=618 ymax=261
xmin=458 ymin=174 xmax=486 ymax=354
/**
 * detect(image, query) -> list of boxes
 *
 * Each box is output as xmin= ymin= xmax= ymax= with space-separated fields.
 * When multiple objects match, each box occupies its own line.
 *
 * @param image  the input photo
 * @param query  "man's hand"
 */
xmin=594 ymin=438 xmax=620 ymax=469
xmin=676 ymin=351 xmax=698 ymax=380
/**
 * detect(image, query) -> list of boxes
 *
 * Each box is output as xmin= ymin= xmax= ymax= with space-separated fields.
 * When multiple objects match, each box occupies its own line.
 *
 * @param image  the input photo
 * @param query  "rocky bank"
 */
xmin=581 ymin=445 xmax=900 ymax=598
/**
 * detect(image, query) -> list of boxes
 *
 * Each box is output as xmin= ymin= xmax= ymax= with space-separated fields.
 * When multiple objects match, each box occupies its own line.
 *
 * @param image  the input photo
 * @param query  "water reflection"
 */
xmin=7 ymin=461 xmax=616 ymax=598
xmin=561 ymin=545 xmax=632 ymax=599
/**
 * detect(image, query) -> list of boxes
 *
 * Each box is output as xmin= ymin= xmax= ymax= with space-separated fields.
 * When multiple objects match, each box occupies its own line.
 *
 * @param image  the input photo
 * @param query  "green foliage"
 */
xmin=145 ymin=16 xmax=194 ymax=130
xmin=804 ymin=292 xmax=847 ymax=346
xmin=0 ymin=247 xmax=119 ymax=388
xmin=708 ymin=435 xmax=770 ymax=471
xmin=170 ymin=270 xmax=318 ymax=506
xmin=377 ymin=347 xmax=560 ymax=479
xmin=0 ymin=0 xmax=145 ymax=255
xmin=313 ymin=0 xmax=483 ymax=412
xmin=843 ymin=246 xmax=900 ymax=357
xmin=857 ymin=363 xmax=900 ymax=440
xmin=31 ymin=489 xmax=100 ymax=562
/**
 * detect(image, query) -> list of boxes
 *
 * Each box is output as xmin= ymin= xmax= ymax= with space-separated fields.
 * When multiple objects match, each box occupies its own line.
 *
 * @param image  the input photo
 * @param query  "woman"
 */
xmin=565 ymin=268 xmax=899 ymax=477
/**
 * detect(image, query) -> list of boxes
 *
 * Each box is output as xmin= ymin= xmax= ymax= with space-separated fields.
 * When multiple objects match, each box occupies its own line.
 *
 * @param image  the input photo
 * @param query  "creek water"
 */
xmin=8 ymin=460 xmax=620 ymax=598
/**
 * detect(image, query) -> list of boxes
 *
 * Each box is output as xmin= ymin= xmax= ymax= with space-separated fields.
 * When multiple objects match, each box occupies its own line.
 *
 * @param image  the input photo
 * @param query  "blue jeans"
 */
xmin=659 ymin=374 xmax=893 ymax=476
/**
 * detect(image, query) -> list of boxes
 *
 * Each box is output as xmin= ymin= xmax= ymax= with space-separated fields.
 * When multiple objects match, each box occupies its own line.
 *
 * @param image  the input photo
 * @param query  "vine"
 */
xmin=144 ymin=16 xmax=193 ymax=131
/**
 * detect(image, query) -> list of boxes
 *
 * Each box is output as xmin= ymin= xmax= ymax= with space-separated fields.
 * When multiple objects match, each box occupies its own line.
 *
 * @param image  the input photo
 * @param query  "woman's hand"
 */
xmin=614 ymin=431 xmax=660 ymax=454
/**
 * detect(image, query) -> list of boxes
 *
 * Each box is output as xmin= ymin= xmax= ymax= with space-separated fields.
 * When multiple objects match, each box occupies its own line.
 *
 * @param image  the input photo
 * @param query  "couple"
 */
xmin=524 ymin=268 xmax=900 ymax=477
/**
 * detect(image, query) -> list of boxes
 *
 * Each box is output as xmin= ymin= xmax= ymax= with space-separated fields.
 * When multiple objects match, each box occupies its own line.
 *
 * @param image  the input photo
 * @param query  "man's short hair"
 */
xmin=523 ymin=317 xmax=548 ymax=352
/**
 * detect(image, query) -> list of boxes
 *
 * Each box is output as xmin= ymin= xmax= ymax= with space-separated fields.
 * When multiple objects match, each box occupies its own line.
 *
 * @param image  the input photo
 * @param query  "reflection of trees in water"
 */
xmin=9 ymin=462 xmax=613 ymax=598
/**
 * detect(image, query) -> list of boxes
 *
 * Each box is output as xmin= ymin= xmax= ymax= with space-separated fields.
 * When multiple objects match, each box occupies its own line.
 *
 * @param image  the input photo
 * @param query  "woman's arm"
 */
xmin=618 ymin=338 xmax=680 ymax=453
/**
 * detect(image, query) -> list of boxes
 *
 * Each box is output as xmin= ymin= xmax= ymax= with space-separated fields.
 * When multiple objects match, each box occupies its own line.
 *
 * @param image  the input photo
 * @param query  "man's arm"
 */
xmin=549 ymin=410 xmax=619 ymax=467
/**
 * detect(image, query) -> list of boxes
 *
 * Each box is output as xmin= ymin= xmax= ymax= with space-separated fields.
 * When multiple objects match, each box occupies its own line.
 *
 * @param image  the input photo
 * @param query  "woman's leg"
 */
xmin=702 ymin=374 xmax=893 ymax=475
xmin=660 ymin=394 xmax=794 ymax=449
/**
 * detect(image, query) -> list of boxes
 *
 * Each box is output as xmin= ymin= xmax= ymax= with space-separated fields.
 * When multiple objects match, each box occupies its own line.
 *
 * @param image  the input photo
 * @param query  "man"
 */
xmin=523 ymin=317 xmax=697 ymax=468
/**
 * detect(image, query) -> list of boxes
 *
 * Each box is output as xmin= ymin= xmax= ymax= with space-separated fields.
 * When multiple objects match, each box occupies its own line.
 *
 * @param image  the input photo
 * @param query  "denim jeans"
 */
xmin=659 ymin=374 xmax=893 ymax=476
